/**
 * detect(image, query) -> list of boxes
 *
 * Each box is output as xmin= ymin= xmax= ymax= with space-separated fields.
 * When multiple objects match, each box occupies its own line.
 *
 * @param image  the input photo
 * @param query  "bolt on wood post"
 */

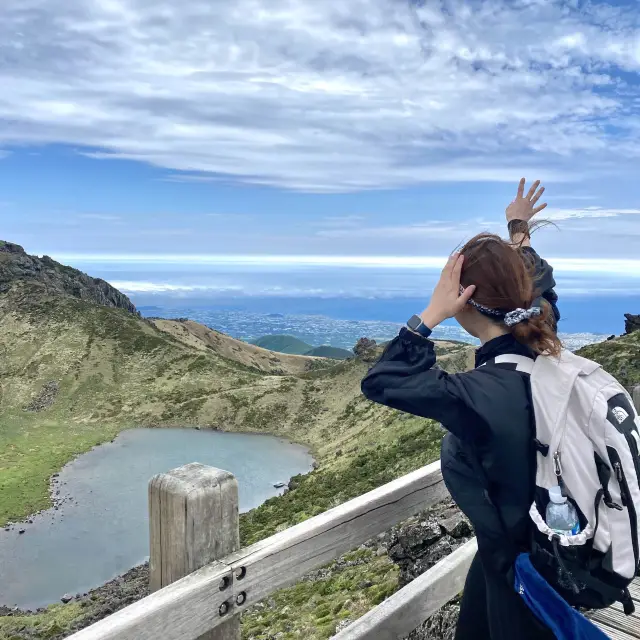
xmin=149 ymin=462 xmax=240 ymax=640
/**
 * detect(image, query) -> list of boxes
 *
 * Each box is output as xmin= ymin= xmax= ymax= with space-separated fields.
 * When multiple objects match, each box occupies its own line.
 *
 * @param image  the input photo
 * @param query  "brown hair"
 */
xmin=459 ymin=233 xmax=561 ymax=356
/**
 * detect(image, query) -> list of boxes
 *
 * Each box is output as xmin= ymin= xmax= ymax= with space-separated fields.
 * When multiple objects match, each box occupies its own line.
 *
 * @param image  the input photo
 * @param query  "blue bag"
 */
xmin=514 ymin=553 xmax=610 ymax=640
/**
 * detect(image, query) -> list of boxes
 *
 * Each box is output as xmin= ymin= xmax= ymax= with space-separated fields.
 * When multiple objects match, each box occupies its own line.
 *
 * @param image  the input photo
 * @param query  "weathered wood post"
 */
xmin=149 ymin=462 xmax=240 ymax=640
xmin=633 ymin=385 xmax=640 ymax=414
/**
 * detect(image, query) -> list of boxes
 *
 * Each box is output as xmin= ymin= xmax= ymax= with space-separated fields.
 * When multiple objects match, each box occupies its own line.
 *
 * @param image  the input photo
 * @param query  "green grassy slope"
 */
xmin=0 ymin=277 xmax=476 ymax=640
xmin=0 ymin=281 xmax=474 ymax=527
xmin=576 ymin=329 xmax=640 ymax=388
xmin=304 ymin=345 xmax=353 ymax=359
xmin=252 ymin=334 xmax=314 ymax=355
xmin=0 ymin=284 xmax=258 ymax=523
xmin=1 ymin=268 xmax=634 ymax=639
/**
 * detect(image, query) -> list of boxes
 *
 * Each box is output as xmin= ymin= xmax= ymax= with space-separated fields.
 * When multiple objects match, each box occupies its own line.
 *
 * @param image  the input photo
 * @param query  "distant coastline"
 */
xmin=139 ymin=306 xmax=609 ymax=353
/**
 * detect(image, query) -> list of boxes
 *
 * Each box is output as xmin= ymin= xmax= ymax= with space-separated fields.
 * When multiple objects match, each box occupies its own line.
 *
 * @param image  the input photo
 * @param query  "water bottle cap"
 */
xmin=549 ymin=485 xmax=567 ymax=503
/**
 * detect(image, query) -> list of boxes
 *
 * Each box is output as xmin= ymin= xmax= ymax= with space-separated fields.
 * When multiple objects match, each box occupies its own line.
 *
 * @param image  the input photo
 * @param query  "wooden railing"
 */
xmin=68 ymin=385 xmax=640 ymax=640
xmin=68 ymin=461 xmax=450 ymax=640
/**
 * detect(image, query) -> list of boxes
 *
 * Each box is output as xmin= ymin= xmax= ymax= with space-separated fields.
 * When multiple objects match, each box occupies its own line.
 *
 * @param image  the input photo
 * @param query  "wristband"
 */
xmin=508 ymin=219 xmax=530 ymax=240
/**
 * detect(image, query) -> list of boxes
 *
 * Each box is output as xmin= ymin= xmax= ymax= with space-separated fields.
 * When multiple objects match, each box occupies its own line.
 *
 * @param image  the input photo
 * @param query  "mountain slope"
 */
xmin=304 ymin=345 xmax=353 ymax=359
xmin=151 ymin=319 xmax=330 ymax=375
xmin=2 ymin=241 xmax=636 ymax=640
xmin=0 ymin=271 xmax=478 ymax=527
xmin=252 ymin=334 xmax=314 ymax=355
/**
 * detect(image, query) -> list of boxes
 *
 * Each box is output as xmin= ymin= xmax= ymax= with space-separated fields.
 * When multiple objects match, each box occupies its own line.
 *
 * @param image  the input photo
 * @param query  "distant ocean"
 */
xmin=137 ymin=304 xmax=609 ymax=352
xmin=66 ymin=259 xmax=638 ymax=350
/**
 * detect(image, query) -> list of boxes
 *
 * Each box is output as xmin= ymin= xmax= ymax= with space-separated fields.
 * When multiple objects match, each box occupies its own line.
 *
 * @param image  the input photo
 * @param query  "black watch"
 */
xmin=407 ymin=314 xmax=433 ymax=338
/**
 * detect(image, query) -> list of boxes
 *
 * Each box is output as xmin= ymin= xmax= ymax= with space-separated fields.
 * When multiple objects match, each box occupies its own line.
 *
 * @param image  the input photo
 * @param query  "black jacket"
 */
xmin=361 ymin=248 xmax=560 ymax=575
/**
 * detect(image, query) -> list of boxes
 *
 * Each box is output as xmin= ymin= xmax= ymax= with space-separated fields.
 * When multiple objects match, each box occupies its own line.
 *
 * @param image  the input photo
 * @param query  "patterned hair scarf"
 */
xmin=459 ymin=286 xmax=542 ymax=326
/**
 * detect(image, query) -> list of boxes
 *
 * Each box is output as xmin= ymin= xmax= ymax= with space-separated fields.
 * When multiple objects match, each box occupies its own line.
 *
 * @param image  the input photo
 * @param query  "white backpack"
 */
xmin=489 ymin=349 xmax=640 ymax=613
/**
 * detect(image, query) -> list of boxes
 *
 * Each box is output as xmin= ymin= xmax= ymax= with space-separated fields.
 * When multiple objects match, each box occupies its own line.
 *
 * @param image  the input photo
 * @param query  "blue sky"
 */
xmin=1 ymin=0 xmax=640 ymax=301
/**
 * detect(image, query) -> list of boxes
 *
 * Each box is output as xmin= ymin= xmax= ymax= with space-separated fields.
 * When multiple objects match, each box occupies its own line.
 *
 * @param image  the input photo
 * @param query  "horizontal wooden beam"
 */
xmin=68 ymin=461 xmax=447 ymax=640
xmin=332 ymin=538 xmax=477 ymax=640
xmin=226 ymin=460 xmax=448 ymax=606
xmin=67 ymin=562 xmax=232 ymax=640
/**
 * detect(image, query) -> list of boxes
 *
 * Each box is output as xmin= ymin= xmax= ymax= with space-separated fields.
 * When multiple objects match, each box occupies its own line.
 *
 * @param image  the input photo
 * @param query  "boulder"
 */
xmin=61 ymin=594 xmax=73 ymax=604
xmin=398 ymin=536 xmax=457 ymax=586
xmin=387 ymin=499 xmax=474 ymax=597
xmin=353 ymin=337 xmax=379 ymax=362
xmin=24 ymin=380 xmax=61 ymax=412
xmin=393 ymin=520 xmax=443 ymax=558
xmin=439 ymin=513 xmax=472 ymax=539
xmin=625 ymin=314 xmax=640 ymax=335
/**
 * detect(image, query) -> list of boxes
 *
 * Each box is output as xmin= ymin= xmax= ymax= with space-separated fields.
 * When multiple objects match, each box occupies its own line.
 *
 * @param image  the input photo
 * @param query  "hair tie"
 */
xmin=504 ymin=307 xmax=542 ymax=327
xmin=459 ymin=286 xmax=542 ymax=326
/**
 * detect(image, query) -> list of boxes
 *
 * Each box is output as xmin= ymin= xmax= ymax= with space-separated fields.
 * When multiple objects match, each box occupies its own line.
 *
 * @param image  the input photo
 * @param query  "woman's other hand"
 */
xmin=420 ymin=253 xmax=476 ymax=329
xmin=506 ymin=178 xmax=547 ymax=222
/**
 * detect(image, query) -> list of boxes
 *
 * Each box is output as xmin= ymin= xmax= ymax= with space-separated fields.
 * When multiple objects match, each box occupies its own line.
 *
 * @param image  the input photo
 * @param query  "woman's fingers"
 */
xmin=455 ymin=285 xmax=476 ymax=311
xmin=451 ymin=253 xmax=464 ymax=283
xmin=443 ymin=251 xmax=459 ymax=277
xmin=526 ymin=179 xmax=541 ymax=201
xmin=517 ymin=177 xmax=525 ymax=199
xmin=530 ymin=185 xmax=545 ymax=206
xmin=532 ymin=202 xmax=548 ymax=215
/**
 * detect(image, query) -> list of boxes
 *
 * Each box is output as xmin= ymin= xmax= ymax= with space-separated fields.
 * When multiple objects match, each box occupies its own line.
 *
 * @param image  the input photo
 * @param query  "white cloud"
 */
xmin=110 ymin=281 xmax=243 ymax=293
xmin=1 ymin=0 xmax=640 ymax=191
xmin=316 ymin=215 xmax=366 ymax=229
xmin=545 ymin=207 xmax=640 ymax=221
xmin=137 ymin=228 xmax=195 ymax=237
xmin=551 ymin=194 xmax=598 ymax=201
xmin=78 ymin=214 xmax=123 ymax=222
xmin=317 ymin=221 xmax=461 ymax=238
xmin=49 ymin=253 xmax=640 ymax=277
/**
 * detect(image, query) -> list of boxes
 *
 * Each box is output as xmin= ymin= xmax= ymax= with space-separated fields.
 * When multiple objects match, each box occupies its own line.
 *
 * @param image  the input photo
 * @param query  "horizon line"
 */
xmin=45 ymin=253 xmax=640 ymax=276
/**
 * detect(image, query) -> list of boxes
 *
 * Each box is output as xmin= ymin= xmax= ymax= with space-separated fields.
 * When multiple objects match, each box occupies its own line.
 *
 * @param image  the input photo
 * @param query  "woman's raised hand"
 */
xmin=420 ymin=253 xmax=476 ymax=329
xmin=506 ymin=178 xmax=547 ymax=222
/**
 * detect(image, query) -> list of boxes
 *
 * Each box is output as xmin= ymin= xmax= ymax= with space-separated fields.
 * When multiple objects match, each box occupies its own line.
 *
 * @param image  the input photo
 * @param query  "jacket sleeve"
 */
xmin=521 ymin=246 xmax=560 ymax=329
xmin=361 ymin=328 xmax=486 ymax=442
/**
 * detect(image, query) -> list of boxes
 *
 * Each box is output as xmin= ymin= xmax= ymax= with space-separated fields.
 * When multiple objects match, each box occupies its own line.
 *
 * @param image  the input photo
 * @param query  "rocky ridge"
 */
xmin=0 ymin=241 xmax=137 ymax=314
xmin=625 ymin=313 xmax=640 ymax=335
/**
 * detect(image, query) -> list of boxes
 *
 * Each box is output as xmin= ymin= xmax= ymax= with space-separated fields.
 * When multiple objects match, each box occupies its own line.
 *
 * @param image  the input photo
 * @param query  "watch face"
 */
xmin=407 ymin=314 xmax=422 ymax=330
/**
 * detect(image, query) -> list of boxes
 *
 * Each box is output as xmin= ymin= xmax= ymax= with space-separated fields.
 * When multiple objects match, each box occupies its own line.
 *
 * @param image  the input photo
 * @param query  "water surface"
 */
xmin=0 ymin=428 xmax=313 ymax=610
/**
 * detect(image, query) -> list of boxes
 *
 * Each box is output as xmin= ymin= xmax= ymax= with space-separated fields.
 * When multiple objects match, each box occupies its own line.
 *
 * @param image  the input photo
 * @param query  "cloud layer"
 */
xmin=2 ymin=0 xmax=640 ymax=191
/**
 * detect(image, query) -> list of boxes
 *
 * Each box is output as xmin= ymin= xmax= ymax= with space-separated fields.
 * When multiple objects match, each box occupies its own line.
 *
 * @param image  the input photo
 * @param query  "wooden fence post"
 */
xmin=149 ymin=462 xmax=240 ymax=640
xmin=633 ymin=385 xmax=640 ymax=414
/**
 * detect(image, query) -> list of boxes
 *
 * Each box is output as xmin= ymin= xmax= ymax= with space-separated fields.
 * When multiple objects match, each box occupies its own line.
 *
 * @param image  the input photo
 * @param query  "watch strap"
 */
xmin=407 ymin=314 xmax=433 ymax=338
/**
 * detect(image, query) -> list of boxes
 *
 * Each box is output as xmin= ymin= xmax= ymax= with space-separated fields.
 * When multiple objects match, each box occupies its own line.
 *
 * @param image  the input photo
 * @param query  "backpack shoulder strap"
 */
xmin=479 ymin=353 xmax=535 ymax=374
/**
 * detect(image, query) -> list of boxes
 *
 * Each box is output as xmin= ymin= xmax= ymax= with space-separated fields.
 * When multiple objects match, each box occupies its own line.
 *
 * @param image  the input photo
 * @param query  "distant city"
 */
xmin=139 ymin=306 xmax=608 ymax=353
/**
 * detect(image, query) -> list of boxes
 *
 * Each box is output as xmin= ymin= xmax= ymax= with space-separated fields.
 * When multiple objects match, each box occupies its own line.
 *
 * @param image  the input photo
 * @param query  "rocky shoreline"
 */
xmin=1 ymin=499 xmax=470 ymax=639
xmin=3 ymin=473 xmax=79 ymax=535
xmin=0 ymin=565 xmax=150 ymax=638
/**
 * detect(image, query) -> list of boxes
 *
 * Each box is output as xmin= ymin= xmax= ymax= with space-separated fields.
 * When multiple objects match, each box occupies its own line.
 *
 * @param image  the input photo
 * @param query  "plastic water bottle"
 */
xmin=546 ymin=486 xmax=580 ymax=535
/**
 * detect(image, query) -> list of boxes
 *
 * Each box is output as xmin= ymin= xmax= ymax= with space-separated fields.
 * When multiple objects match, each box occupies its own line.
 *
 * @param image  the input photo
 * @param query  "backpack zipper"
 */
xmin=608 ymin=447 xmax=639 ymax=567
xmin=548 ymin=369 xmax=582 ymax=485
xmin=614 ymin=462 xmax=628 ymax=508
